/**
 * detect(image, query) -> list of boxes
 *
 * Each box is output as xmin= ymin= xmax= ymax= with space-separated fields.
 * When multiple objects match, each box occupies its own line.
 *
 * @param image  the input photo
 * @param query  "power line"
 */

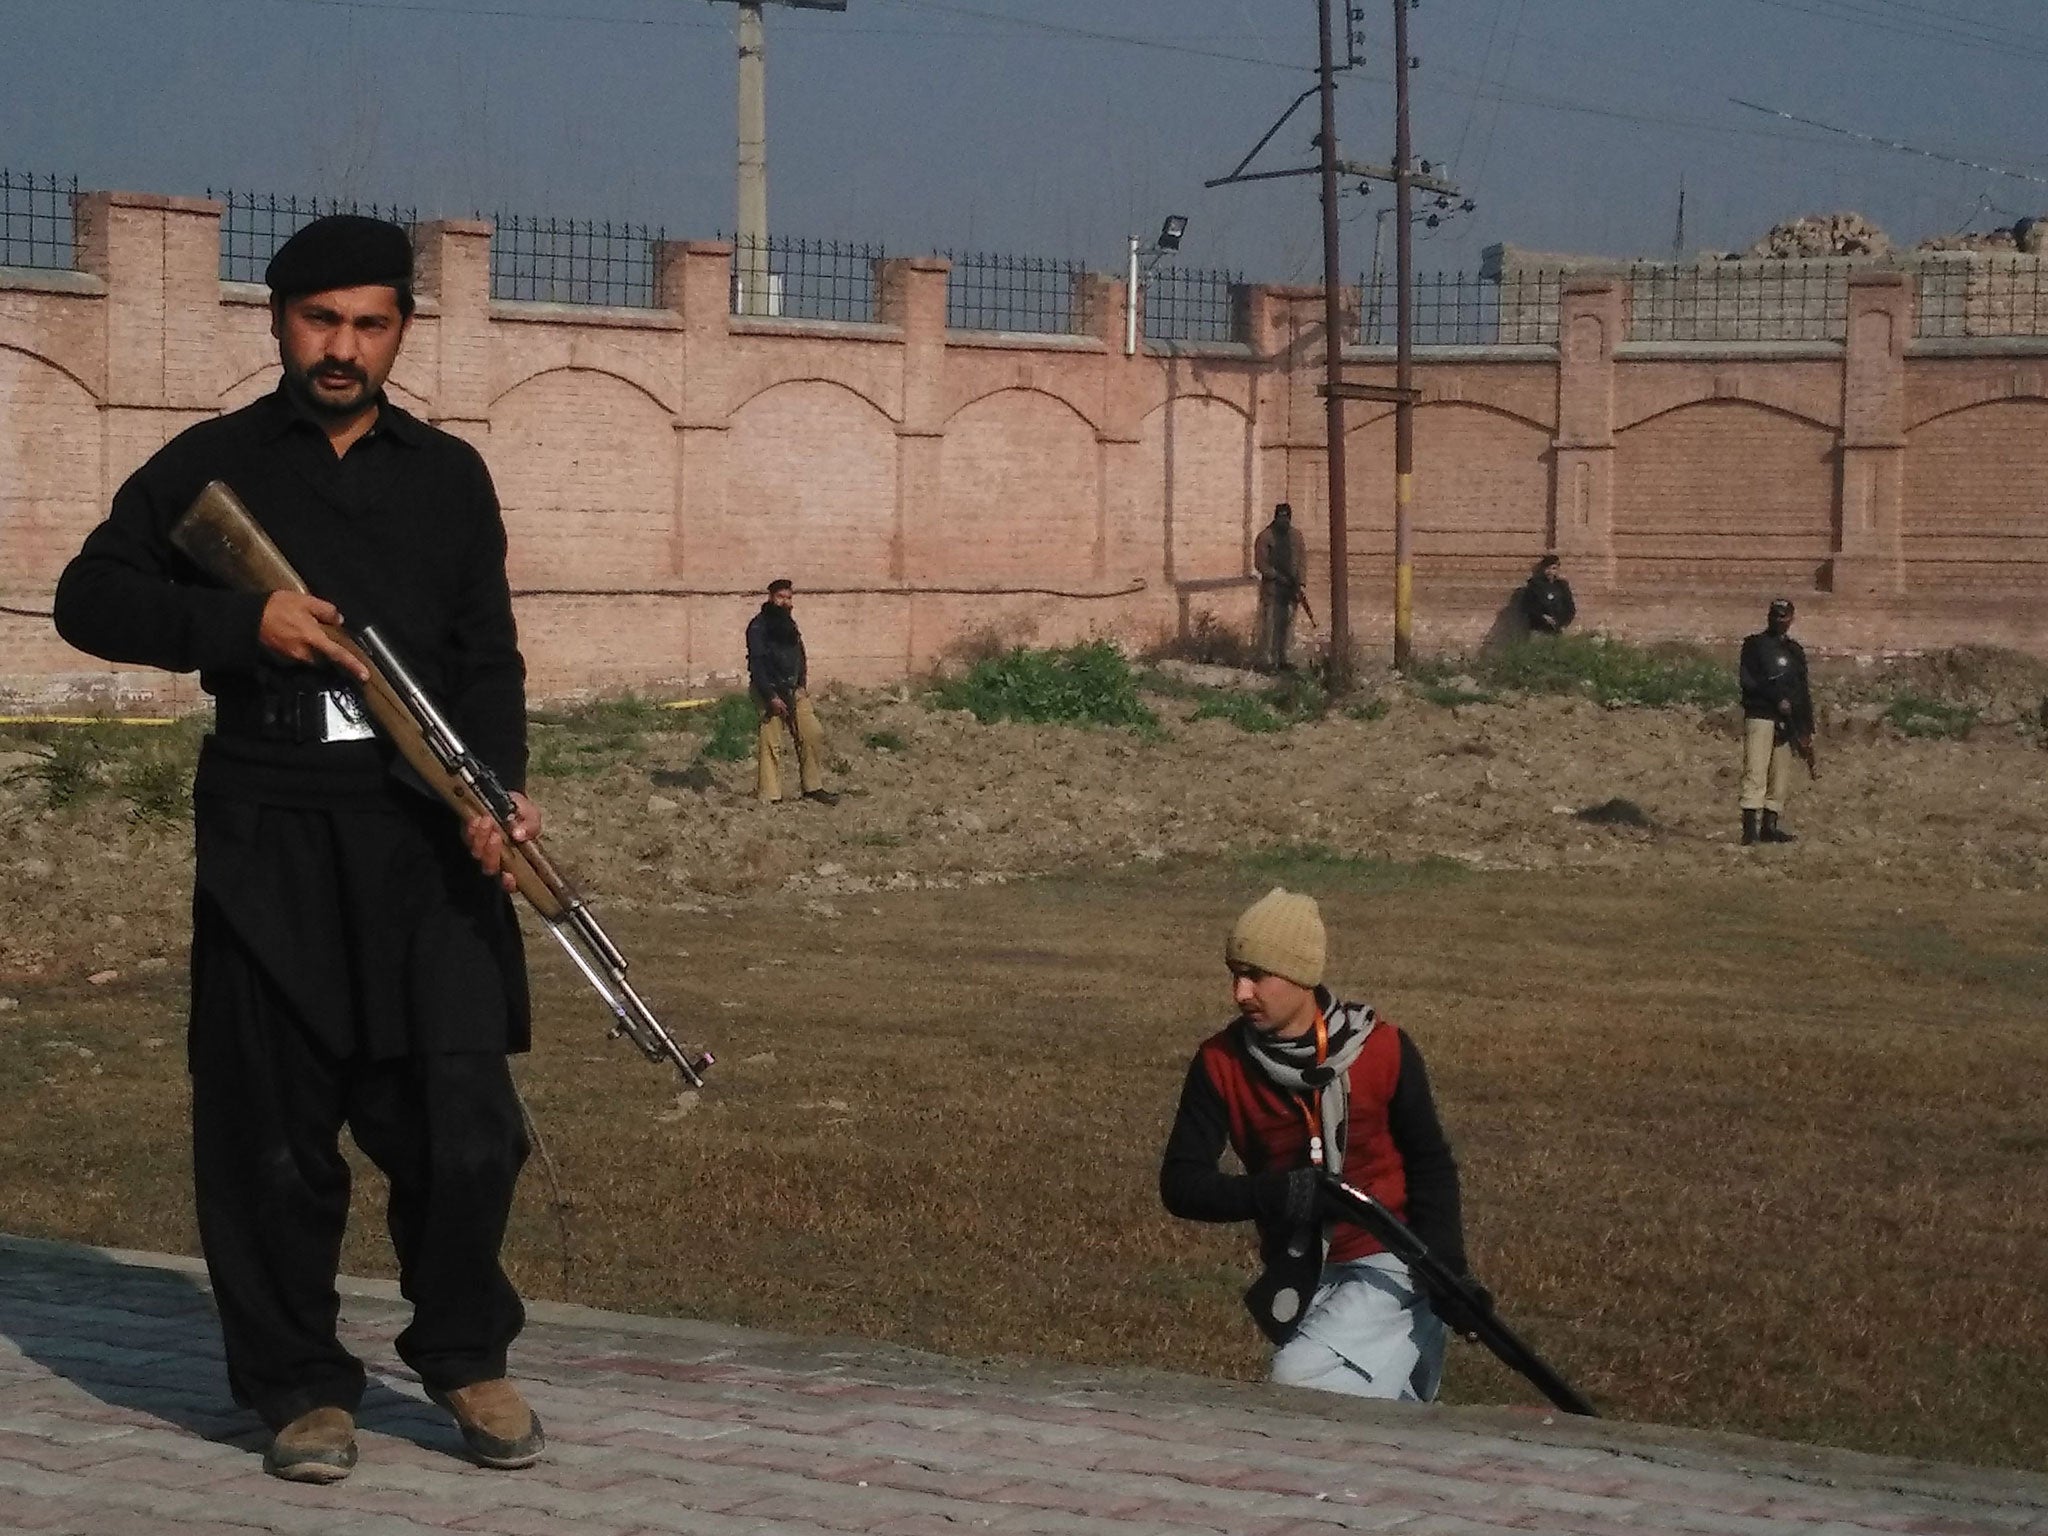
xmin=1733 ymin=0 xmax=2048 ymax=65
xmin=876 ymin=0 xmax=1308 ymax=73
xmin=1728 ymin=97 xmax=2048 ymax=187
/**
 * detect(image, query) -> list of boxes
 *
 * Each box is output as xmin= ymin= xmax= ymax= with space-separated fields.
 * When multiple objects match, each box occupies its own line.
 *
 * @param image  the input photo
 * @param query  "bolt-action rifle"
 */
xmin=171 ymin=480 xmax=714 ymax=1091
xmin=1318 ymin=1172 xmax=1597 ymax=1417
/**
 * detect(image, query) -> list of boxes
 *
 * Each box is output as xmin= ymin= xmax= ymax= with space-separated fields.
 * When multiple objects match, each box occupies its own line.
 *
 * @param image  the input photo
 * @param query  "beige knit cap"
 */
xmin=1226 ymin=887 xmax=1326 ymax=986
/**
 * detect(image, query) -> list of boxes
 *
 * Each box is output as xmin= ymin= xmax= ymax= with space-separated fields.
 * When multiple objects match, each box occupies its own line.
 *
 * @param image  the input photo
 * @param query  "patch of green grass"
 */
xmin=1345 ymin=696 xmax=1390 ymax=722
xmin=698 ymin=693 xmax=760 ymax=762
xmin=1885 ymin=693 xmax=1977 ymax=740
xmin=1191 ymin=694 xmax=1285 ymax=733
xmin=1476 ymin=633 xmax=1735 ymax=708
xmin=528 ymin=694 xmax=707 ymax=735
xmin=929 ymin=643 xmax=1160 ymax=735
xmin=1235 ymin=842 xmax=1471 ymax=891
xmin=863 ymin=729 xmax=908 ymax=752
xmin=1139 ymin=611 xmax=1259 ymax=670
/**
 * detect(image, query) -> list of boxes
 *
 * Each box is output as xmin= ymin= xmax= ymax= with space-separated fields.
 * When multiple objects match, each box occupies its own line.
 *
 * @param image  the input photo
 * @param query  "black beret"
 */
xmin=265 ymin=214 xmax=413 ymax=298
xmin=1769 ymin=597 xmax=1795 ymax=616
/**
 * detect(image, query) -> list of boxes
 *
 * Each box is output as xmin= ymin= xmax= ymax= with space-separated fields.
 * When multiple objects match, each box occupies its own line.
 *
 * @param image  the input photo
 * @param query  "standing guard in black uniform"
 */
xmin=53 ymin=217 xmax=545 ymax=1483
xmin=1736 ymin=598 xmax=1814 ymax=846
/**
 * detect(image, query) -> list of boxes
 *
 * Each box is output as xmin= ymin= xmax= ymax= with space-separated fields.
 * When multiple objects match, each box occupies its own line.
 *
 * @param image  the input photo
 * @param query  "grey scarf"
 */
xmin=1239 ymin=997 xmax=1378 ymax=1183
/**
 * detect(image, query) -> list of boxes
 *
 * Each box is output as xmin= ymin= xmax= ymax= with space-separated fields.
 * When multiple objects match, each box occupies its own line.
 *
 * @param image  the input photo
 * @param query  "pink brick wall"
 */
xmin=5 ymin=192 xmax=2048 ymax=707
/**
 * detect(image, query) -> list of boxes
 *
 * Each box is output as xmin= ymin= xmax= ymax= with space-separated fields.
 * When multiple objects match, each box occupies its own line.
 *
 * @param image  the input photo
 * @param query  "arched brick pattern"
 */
xmin=1904 ymin=399 xmax=2048 ymax=592
xmin=1613 ymin=400 xmax=1835 ymax=591
xmin=720 ymin=380 xmax=899 ymax=587
xmin=491 ymin=368 xmax=676 ymax=588
xmin=937 ymin=390 xmax=1099 ymax=585
xmin=0 ymin=347 xmax=102 ymax=602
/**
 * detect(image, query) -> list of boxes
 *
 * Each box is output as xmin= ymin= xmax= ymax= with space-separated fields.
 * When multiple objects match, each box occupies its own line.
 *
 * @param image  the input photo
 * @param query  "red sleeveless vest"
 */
xmin=1196 ymin=1018 xmax=1408 ymax=1264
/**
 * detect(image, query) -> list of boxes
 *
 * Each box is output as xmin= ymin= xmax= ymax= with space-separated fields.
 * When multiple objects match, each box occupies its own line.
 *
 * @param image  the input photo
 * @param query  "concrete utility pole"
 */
xmin=709 ymin=0 xmax=846 ymax=315
xmin=736 ymin=2 xmax=770 ymax=313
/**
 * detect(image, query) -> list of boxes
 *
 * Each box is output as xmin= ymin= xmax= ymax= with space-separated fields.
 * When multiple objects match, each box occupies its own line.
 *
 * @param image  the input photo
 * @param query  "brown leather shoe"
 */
xmin=429 ymin=1378 xmax=545 ymax=1469
xmin=263 ymin=1406 xmax=357 ymax=1483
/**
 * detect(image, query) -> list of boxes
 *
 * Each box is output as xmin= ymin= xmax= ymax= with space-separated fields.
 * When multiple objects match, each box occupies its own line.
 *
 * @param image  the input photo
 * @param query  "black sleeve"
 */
xmin=1790 ymin=642 xmax=1814 ymax=728
xmin=1160 ymin=1057 xmax=1265 ymax=1224
xmin=1737 ymin=635 xmax=1768 ymax=713
xmin=744 ymin=612 xmax=771 ymax=697
xmin=797 ymin=631 xmax=809 ymax=692
xmin=52 ymin=457 xmax=268 ymax=676
xmin=1387 ymin=1030 xmax=1468 ymax=1274
xmin=443 ymin=453 xmax=528 ymax=792
xmin=1556 ymin=580 xmax=1576 ymax=627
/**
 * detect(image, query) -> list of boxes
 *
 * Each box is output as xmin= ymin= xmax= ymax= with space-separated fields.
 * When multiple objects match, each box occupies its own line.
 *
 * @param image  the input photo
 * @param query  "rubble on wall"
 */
xmin=1745 ymin=212 xmax=1893 ymax=258
xmin=1919 ymin=215 xmax=2047 ymax=254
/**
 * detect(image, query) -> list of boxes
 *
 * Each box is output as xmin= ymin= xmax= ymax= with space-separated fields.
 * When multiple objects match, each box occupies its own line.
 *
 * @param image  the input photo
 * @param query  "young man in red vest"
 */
xmin=1160 ymin=888 xmax=1477 ymax=1399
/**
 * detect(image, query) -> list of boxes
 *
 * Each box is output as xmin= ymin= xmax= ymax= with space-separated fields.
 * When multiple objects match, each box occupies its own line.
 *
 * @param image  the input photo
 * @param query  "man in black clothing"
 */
xmin=1253 ymin=503 xmax=1308 ymax=672
xmin=1159 ymin=888 xmax=1471 ymax=1400
xmin=53 ymin=216 xmax=543 ymax=1482
xmin=1520 ymin=553 xmax=1576 ymax=636
xmin=745 ymin=578 xmax=835 ymax=805
xmin=1737 ymin=597 xmax=1814 ymax=845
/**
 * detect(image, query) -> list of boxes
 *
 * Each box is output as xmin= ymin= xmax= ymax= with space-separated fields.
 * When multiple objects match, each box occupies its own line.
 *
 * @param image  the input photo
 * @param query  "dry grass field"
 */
xmin=2 ymin=853 xmax=2043 ymax=1471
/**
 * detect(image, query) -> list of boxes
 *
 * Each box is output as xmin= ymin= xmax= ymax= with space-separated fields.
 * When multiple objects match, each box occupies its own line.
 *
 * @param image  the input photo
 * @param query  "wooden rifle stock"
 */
xmin=171 ymin=480 xmax=713 ymax=1090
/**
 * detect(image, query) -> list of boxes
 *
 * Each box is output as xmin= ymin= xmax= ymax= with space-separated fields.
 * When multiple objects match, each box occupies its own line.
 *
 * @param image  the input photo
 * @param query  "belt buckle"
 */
xmin=315 ymin=690 xmax=375 ymax=744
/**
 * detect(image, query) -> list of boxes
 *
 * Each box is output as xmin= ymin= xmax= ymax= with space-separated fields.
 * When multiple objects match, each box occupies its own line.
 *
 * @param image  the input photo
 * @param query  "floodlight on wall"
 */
xmin=1126 ymin=215 xmax=1193 ymax=355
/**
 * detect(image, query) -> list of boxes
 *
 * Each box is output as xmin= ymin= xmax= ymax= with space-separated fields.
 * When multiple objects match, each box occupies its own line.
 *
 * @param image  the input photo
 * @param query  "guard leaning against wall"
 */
xmin=51 ymin=215 xmax=545 ymax=1484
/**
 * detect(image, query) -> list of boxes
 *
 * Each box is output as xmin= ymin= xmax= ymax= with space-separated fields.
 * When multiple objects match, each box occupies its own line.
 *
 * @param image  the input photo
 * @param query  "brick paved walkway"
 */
xmin=0 ymin=1235 xmax=2043 ymax=1535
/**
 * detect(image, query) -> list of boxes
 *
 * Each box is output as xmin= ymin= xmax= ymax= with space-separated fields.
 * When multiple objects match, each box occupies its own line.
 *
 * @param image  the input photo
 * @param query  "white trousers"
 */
xmin=1270 ymin=1253 xmax=1447 ymax=1401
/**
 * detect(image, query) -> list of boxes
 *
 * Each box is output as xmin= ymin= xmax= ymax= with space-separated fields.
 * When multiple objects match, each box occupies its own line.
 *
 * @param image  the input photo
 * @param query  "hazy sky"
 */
xmin=2 ymin=0 xmax=2038 ymax=282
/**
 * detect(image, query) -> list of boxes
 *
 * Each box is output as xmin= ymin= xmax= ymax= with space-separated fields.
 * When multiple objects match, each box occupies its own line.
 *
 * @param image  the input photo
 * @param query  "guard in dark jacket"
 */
xmin=1520 ymin=554 xmax=1576 ymax=635
xmin=744 ymin=578 xmax=834 ymax=804
xmin=52 ymin=217 xmax=543 ymax=1483
xmin=1737 ymin=597 xmax=1813 ymax=845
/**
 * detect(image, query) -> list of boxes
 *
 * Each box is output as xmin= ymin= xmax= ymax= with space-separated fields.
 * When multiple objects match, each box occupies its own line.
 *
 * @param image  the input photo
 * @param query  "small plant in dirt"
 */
xmin=1192 ymin=693 xmax=1285 ymax=733
xmin=863 ymin=729 xmax=908 ymax=752
xmin=1140 ymin=610 xmax=1259 ymax=671
xmin=9 ymin=731 xmax=113 ymax=810
xmin=1263 ymin=669 xmax=1328 ymax=722
xmin=117 ymin=749 xmax=193 ymax=824
xmin=1345 ymin=695 xmax=1390 ymax=722
xmin=1414 ymin=678 xmax=1500 ymax=708
xmin=929 ymin=643 xmax=1160 ymax=734
xmin=696 ymin=693 xmax=760 ymax=761
xmin=1885 ymin=693 xmax=1977 ymax=739
xmin=1477 ymin=633 xmax=1734 ymax=708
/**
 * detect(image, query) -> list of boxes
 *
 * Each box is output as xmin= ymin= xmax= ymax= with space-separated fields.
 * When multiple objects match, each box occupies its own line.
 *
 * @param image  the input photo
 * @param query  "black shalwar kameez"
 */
xmin=54 ymin=385 xmax=533 ymax=1429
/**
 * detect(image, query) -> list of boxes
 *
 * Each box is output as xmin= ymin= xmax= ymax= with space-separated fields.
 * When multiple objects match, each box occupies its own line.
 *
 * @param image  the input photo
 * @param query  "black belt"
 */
xmin=214 ymin=688 xmax=377 ymax=745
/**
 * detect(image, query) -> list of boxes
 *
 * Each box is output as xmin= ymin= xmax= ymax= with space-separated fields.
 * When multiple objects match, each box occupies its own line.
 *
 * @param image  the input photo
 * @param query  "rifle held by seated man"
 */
xmin=172 ymin=481 xmax=714 ymax=1091
xmin=1318 ymin=1172 xmax=1597 ymax=1417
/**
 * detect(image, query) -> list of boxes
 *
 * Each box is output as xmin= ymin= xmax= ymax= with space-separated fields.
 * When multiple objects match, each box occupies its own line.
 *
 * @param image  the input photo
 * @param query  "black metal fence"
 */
xmin=1358 ymin=268 xmax=1565 ymax=346
xmin=1 ymin=171 xmax=79 ymax=270
xmin=490 ymin=213 xmax=665 ymax=307
xmin=1916 ymin=256 xmax=2048 ymax=339
xmin=1144 ymin=265 xmax=1246 ymax=344
xmin=1626 ymin=260 xmax=1852 ymax=342
xmin=209 ymin=189 xmax=418 ymax=285
xmin=945 ymin=251 xmax=1088 ymax=335
xmin=729 ymin=233 xmax=883 ymax=322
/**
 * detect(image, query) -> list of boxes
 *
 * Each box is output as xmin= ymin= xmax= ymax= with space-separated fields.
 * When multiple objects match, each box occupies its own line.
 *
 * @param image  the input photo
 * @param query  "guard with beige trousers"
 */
xmin=745 ymin=579 xmax=836 ymax=806
xmin=1737 ymin=598 xmax=1814 ymax=845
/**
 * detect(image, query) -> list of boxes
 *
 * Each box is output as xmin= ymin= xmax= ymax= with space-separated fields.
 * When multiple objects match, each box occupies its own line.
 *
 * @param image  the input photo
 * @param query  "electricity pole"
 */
xmin=1205 ymin=2 xmax=1460 ymax=683
xmin=709 ymin=0 xmax=846 ymax=315
xmin=1315 ymin=0 xmax=1350 ymax=683
xmin=1392 ymin=0 xmax=1416 ymax=670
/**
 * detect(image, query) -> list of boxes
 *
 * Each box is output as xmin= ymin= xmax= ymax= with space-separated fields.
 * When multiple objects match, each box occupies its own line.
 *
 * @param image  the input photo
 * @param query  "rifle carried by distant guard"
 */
xmin=172 ymin=480 xmax=714 ymax=1091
